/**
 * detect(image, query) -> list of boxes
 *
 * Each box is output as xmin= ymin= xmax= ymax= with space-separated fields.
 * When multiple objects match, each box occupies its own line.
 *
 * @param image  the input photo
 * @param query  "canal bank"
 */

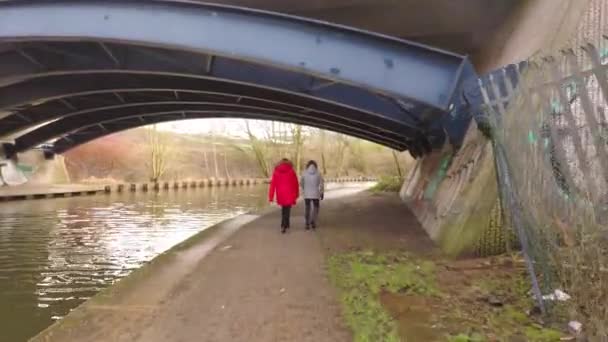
xmin=29 ymin=184 xmax=374 ymax=342
xmin=0 ymin=177 xmax=374 ymax=202
xmin=0 ymin=184 xmax=105 ymax=201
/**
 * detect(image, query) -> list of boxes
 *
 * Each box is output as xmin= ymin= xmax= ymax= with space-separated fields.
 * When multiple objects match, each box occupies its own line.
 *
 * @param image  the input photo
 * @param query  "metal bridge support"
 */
xmin=0 ymin=0 xmax=480 ymax=160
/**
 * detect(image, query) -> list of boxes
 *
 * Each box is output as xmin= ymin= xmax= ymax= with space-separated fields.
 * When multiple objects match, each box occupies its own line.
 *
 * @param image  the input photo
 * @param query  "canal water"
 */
xmin=0 ymin=185 xmax=270 ymax=342
xmin=0 ymin=182 xmax=370 ymax=341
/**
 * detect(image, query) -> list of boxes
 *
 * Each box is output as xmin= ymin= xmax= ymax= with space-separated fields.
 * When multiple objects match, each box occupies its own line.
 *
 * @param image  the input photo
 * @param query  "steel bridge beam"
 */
xmin=0 ymin=49 xmax=422 ymax=130
xmin=14 ymin=102 xmax=409 ymax=152
xmin=0 ymin=1 xmax=470 ymax=112
xmin=0 ymin=72 xmax=417 ymax=139
xmin=50 ymin=110 xmax=403 ymax=154
xmin=0 ymin=1 xmax=481 ymax=157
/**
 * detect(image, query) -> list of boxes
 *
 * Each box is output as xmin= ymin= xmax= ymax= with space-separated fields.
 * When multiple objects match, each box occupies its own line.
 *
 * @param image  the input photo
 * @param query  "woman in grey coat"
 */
xmin=300 ymin=160 xmax=324 ymax=230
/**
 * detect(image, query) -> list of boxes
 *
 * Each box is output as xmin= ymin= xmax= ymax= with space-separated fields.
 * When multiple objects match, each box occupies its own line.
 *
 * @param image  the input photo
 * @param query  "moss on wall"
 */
xmin=436 ymin=142 xmax=500 ymax=256
xmin=401 ymin=123 xmax=514 ymax=257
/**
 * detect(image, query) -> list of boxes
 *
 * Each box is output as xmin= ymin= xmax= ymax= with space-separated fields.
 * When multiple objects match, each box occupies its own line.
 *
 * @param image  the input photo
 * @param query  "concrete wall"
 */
xmin=474 ymin=0 xmax=590 ymax=72
xmin=400 ymin=121 xmax=498 ymax=256
xmin=400 ymin=0 xmax=592 ymax=256
xmin=11 ymin=151 xmax=71 ymax=185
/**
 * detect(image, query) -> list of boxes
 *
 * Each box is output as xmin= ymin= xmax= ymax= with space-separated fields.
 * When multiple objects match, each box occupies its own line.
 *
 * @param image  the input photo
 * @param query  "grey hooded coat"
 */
xmin=300 ymin=165 xmax=324 ymax=199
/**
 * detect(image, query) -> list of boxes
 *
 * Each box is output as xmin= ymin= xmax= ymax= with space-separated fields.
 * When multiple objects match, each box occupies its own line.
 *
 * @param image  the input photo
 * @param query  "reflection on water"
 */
xmin=0 ymin=186 xmax=267 ymax=342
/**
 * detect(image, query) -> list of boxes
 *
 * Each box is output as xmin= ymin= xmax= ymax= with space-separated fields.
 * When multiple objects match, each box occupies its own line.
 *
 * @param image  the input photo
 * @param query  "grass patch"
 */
xmin=328 ymin=250 xmax=567 ymax=341
xmin=524 ymin=326 xmax=563 ymax=342
xmin=327 ymin=250 xmax=437 ymax=342
xmin=370 ymin=176 xmax=403 ymax=193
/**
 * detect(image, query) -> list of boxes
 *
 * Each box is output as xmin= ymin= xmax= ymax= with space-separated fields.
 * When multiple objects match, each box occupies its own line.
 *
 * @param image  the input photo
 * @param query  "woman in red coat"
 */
xmin=268 ymin=158 xmax=299 ymax=233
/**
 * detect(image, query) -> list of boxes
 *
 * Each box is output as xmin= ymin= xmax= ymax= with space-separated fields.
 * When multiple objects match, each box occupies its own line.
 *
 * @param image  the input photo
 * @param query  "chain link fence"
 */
xmin=480 ymin=23 xmax=608 ymax=337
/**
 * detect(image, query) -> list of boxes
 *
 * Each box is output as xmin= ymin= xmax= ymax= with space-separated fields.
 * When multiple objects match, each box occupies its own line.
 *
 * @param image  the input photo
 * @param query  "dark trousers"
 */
xmin=281 ymin=206 xmax=291 ymax=228
xmin=305 ymin=199 xmax=320 ymax=226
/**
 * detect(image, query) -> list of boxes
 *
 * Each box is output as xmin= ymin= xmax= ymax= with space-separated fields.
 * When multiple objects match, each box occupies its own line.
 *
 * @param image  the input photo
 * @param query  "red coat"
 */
xmin=268 ymin=162 xmax=299 ymax=206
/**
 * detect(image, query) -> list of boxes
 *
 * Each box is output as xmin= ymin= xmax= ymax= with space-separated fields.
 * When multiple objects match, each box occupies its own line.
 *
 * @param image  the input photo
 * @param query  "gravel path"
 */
xmin=133 ymin=208 xmax=351 ymax=342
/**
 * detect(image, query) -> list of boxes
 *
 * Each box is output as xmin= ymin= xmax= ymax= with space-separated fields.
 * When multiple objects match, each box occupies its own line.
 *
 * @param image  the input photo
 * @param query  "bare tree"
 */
xmin=348 ymin=139 xmax=367 ymax=174
xmin=146 ymin=124 xmax=170 ymax=183
xmin=245 ymin=120 xmax=270 ymax=177
xmin=319 ymin=129 xmax=328 ymax=174
xmin=212 ymin=140 xmax=219 ymax=178
xmin=223 ymin=152 xmax=231 ymax=179
xmin=291 ymin=124 xmax=304 ymax=172
xmin=392 ymin=150 xmax=403 ymax=179
xmin=66 ymin=120 xmax=410 ymax=183
xmin=202 ymin=150 xmax=209 ymax=176
xmin=334 ymin=134 xmax=349 ymax=177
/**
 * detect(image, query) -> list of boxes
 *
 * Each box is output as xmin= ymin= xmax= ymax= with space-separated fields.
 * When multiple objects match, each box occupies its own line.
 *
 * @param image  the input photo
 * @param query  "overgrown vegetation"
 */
xmin=328 ymin=250 xmax=568 ymax=341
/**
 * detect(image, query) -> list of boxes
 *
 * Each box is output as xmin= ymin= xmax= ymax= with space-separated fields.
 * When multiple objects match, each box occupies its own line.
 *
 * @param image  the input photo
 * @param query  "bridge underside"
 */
xmin=0 ymin=0 xmax=479 ymax=158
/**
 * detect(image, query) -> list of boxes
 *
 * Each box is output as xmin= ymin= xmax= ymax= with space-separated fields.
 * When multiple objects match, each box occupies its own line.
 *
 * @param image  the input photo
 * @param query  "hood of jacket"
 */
xmin=305 ymin=165 xmax=318 ymax=175
xmin=275 ymin=162 xmax=293 ymax=174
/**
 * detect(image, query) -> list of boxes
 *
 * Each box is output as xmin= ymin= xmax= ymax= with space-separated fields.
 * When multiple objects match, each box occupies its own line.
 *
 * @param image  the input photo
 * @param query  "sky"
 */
xmin=156 ymin=118 xmax=316 ymax=140
xmin=157 ymin=118 xmax=258 ymax=138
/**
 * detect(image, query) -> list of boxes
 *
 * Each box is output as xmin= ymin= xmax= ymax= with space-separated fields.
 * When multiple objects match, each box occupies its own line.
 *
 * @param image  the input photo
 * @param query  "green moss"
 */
xmin=504 ymin=306 xmax=529 ymax=324
xmin=447 ymin=333 xmax=485 ymax=342
xmin=327 ymin=250 xmax=437 ymax=342
xmin=524 ymin=326 xmax=563 ymax=342
xmin=437 ymin=144 xmax=501 ymax=257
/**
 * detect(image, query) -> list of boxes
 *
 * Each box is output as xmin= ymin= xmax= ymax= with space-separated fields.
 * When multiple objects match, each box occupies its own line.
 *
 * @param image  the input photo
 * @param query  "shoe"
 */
xmin=305 ymin=225 xmax=310 ymax=230
xmin=311 ymin=223 xmax=317 ymax=230
xmin=281 ymin=227 xmax=287 ymax=234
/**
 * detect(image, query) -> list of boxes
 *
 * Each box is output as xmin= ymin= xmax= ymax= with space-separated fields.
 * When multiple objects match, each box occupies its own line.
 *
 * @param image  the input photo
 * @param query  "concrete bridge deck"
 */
xmin=31 ymin=190 xmax=435 ymax=342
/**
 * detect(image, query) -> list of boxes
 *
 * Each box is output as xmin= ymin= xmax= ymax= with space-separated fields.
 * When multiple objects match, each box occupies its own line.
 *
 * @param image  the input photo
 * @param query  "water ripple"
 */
xmin=0 ymin=186 xmax=267 ymax=341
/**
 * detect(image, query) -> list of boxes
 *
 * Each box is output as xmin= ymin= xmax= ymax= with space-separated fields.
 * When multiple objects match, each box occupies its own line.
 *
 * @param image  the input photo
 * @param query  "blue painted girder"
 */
xmin=0 ymin=0 xmax=479 ymax=156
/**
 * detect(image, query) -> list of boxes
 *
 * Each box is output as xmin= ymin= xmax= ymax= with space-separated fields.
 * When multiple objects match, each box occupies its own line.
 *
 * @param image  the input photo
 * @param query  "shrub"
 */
xmin=371 ymin=176 xmax=402 ymax=193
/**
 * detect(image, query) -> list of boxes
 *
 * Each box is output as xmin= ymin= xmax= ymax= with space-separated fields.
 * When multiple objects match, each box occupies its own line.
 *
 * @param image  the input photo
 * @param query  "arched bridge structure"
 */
xmin=0 ymin=0 xmax=482 ymax=159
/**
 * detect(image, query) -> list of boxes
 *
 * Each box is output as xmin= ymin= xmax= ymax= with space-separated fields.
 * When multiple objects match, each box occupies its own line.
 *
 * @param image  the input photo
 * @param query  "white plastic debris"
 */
xmin=568 ymin=321 xmax=583 ymax=335
xmin=554 ymin=289 xmax=571 ymax=301
xmin=220 ymin=245 xmax=233 ymax=251
xmin=280 ymin=288 xmax=286 ymax=294
xmin=542 ymin=289 xmax=571 ymax=301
